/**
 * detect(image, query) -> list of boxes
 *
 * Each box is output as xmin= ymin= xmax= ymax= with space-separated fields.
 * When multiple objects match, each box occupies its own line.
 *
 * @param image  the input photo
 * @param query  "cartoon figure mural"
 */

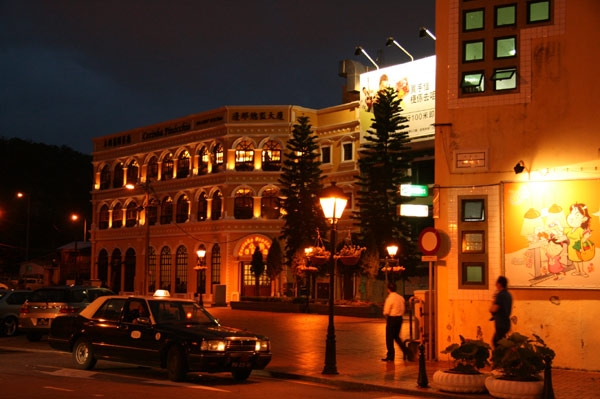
xmin=565 ymin=203 xmax=594 ymax=277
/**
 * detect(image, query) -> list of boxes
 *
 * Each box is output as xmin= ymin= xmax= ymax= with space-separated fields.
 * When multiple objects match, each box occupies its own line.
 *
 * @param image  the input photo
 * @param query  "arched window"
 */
xmin=147 ymin=200 xmax=158 ymax=226
xmin=100 ymin=165 xmax=111 ymax=190
xmin=211 ymin=191 xmax=222 ymax=220
xmin=110 ymin=249 xmax=122 ymax=293
xmin=159 ymin=247 xmax=171 ymax=291
xmin=160 ymin=197 xmax=173 ymax=224
xmin=112 ymin=203 xmax=123 ymax=228
xmin=235 ymin=140 xmax=254 ymax=171
xmin=97 ymin=249 xmax=108 ymax=286
xmin=147 ymin=156 xmax=159 ymax=180
xmin=124 ymin=248 xmax=136 ymax=292
xmin=197 ymin=193 xmax=208 ymax=221
xmin=175 ymin=195 xmax=189 ymax=223
xmin=177 ymin=151 xmax=190 ymax=178
xmin=212 ymin=144 xmax=224 ymax=172
xmin=234 ymin=188 xmax=254 ymax=219
xmin=161 ymin=154 xmax=174 ymax=180
xmin=198 ymin=146 xmax=209 ymax=175
xmin=126 ymin=160 xmax=139 ymax=185
xmin=125 ymin=202 xmax=138 ymax=227
xmin=261 ymin=188 xmax=281 ymax=219
xmin=148 ymin=247 xmax=156 ymax=293
xmin=211 ymin=244 xmax=221 ymax=285
xmin=262 ymin=140 xmax=282 ymax=171
xmin=99 ymin=205 xmax=109 ymax=229
xmin=113 ymin=162 xmax=124 ymax=188
xmin=175 ymin=246 xmax=188 ymax=293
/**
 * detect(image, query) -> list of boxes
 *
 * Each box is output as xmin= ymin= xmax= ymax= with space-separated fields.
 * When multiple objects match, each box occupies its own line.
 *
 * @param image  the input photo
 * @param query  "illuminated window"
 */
xmin=159 ymin=247 xmax=171 ymax=291
xmin=100 ymin=165 xmax=111 ymax=190
xmin=495 ymin=4 xmax=516 ymax=27
xmin=461 ymin=71 xmax=485 ymax=93
xmin=113 ymin=162 xmax=124 ymax=188
xmin=235 ymin=140 xmax=255 ymax=171
xmin=234 ymin=188 xmax=254 ymax=219
xmin=321 ymin=146 xmax=331 ymax=164
xmin=148 ymin=247 xmax=156 ymax=293
xmin=177 ymin=151 xmax=190 ymax=178
xmin=112 ymin=203 xmax=123 ymax=228
xmin=211 ymin=244 xmax=221 ymax=285
xmin=492 ymin=68 xmax=517 ymax=91
xmin=261 ymin=188 xmax=281 ymax=219
xmin=495 ymin=37 xmax=516 ymax=58
xmin=342 ymin=142 xmax=353 ymax=162
xmin=463 ymin=8 xmax=484 ymax=31
xmin=262 ymin=140 xmax=281 ymax=171
xmin=147 ymin=157 xmax=159 ymax=180
xmin=175 ymin=195 xmax=189 ymax=223
xmin=197 ymin=193 xmax=208 ymax=221
xmin=175 ymin=246 xmax=187 ymax=294
xmin=161 ymin=154 xmax=174 ymax=180
xmin=528 ymin=1 xmax=550 ymax=23
xmin=126 ymin=160 xmax=139 ymax=185
xmin=464 ymin=40 xmax=484 ymax=62
xmin=125 ymin=202 xmax=138 ymax=227
xmin=211 ymin=191 xmax=222 ymax=220
xmin=198 ymin=146 xmax=209 ymax=175
xmin=212 ymin=144 xmax=224 ymax=172
xmin=160 ymin=197 xmax=173 ymax=224
xmin=99 ymin=205 xmax=109 ymax=229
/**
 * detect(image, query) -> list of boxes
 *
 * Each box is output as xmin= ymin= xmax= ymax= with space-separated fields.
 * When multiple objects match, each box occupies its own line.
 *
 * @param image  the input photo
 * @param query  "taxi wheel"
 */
xmin=167 ymin=346 xmax=188 ymax=382
xmin=73 ymin=338 xmax=97 ymax=370
xmin=231 ymin=368 xmax=252 ymax=381
xmin=26 ymin=333 xmax=42 ymax=342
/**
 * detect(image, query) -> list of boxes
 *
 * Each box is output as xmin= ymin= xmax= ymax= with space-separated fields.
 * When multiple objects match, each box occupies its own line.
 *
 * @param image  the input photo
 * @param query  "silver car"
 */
xmin=19 ymin=286 xmax=113 ymax=341
xmin=0 ymin=290 xmax=32 ymax=336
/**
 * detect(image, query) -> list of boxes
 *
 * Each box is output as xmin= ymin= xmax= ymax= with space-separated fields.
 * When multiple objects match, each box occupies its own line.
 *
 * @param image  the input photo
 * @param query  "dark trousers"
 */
xmin=385 ymin=316 xmax=406 ymax=360
xmin=493 ymin=323 xmax=510 ymax=347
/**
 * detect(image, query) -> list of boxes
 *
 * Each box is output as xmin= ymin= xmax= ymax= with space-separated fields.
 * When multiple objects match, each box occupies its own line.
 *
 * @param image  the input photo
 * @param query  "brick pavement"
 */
xmin=209 ymin=307 xmax=600 ymax=398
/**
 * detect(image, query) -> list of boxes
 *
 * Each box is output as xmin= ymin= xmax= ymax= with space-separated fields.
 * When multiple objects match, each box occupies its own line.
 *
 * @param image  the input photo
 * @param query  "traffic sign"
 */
xmin=418 ymin=227 xmax=441 ymax=255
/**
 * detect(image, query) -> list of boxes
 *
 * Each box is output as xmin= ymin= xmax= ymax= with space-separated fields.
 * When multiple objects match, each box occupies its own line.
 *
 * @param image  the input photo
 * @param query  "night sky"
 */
xmin=0 ymin=0 xmax=435 ymax=154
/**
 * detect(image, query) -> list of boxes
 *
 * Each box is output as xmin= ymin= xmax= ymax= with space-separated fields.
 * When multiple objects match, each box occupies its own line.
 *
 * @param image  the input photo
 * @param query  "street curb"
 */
xmin=256 ymin=369 xmax=490 ymax=399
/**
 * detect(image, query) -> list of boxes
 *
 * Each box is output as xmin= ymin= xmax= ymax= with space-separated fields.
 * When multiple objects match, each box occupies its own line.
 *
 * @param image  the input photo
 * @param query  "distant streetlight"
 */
xmin=70 ymin=213 xmax=87 ymax=284
xmin=16 ymin=192 xmax=31 ymax=261
xmin=194 ymin=247 xmax=207 ymax=307
xmin=319 ymin=182 xmax=348 ymax=375
xmin=386 ymin=245 xmax=399 ymax=257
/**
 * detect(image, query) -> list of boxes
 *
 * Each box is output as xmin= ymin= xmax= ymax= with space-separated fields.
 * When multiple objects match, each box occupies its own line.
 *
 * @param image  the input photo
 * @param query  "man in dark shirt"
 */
xmin=489 ymin=276 xmax=512 ymax=347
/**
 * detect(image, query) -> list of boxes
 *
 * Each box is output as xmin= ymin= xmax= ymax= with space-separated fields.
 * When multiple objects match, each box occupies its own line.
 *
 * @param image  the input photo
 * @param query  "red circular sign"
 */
xmin=418 ymin=227 xmax=441 ymax=255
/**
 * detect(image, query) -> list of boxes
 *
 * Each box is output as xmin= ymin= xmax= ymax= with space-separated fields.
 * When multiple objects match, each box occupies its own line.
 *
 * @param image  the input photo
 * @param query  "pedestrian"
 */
xmin=381 ymin=282 xmax=407 ymax=362
xmin=489 ymin=275 xmax=513 ymax=347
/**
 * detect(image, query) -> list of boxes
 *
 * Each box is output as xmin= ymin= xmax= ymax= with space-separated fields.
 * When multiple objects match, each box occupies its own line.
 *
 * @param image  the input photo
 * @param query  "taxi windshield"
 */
xmin=148 ymin=300 xmax=217 ymax=325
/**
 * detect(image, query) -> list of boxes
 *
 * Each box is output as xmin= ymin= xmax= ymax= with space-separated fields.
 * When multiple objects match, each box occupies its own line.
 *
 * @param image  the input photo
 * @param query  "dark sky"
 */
xmin=0 ymin=0 xmax=435 ymax=154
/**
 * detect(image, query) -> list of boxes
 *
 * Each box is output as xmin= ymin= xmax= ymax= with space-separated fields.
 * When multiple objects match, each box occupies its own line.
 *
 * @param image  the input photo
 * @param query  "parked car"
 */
xmin=19 ymin=286 xmax=114 ymax=341
xmin=48 ymin=291 xmax=272 ymax=382
xmin=0 ymin=290 xmax=32 ymax=336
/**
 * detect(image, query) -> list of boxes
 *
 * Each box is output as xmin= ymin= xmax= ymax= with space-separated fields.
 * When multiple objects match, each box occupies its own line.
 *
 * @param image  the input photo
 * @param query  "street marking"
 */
xmin=141 ymin=380 xmax=230 ymax=392
xmin=282 ymin=379 xmax=338 ymax=390
xmin=40 ymin=369 xmax=97 ymax=378
xmin=43 ymin=386 xmax=74 ymax=392
xmin=0 ymin=346 xmax=64 ymax=355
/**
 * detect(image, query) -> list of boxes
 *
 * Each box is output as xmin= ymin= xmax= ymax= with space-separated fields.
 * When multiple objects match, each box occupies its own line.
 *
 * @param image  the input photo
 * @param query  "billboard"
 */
xmin=359 ymin=55 xmax=436 ymax=142
xmin=503 ymin=180 xmax=600 ymax=289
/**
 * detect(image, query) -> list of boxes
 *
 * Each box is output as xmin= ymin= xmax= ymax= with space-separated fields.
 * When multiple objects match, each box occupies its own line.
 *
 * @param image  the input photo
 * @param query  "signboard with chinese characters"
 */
xmin=229 ymin=109 xmax=287 ymax=123
xmin=400 ymin=184 xmax=429 ymax=197
xmin=504 ymin=180 xmax=600 ymax=289
xmin=359 ymin=56 xmax=436 ymax=142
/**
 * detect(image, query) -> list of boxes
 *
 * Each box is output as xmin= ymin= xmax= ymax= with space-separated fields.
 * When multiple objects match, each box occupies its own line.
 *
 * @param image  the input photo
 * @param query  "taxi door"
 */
xmin=115 ymin=299 xmax=160 ymax=365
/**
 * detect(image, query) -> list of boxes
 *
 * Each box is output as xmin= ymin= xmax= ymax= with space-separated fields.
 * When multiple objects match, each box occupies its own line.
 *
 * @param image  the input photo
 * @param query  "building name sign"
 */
xmin=141 ymin=121 xmax=192 ymax=141
xmin=238 ymin=236 xmax=272 ymax=257
xmin=231 ymin=111 xmax=285 ymax=122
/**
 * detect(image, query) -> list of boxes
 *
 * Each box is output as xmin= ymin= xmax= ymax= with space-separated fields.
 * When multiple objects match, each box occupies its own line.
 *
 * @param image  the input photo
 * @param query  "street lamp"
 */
xmin=319 ymin=182 xmax=348 ymax=375
xmin=194 ymin=247 xmax=207 ymax=307
xmin=70 ymin=214 xmax=87 ymax=284
xmin=16 ymin=192 xmax=31 ymax=261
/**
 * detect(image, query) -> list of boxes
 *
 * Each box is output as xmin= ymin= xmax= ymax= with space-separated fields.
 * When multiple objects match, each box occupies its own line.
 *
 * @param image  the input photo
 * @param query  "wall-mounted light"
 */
xmin=514 ymin=160 xmax=528 ymax=174
xmin=385 ymin=37 xmax=414 ymax=61
xmin=354 ymin=46 xmax=379 ymax=69
xmin=419 ymin=27 xmax=437 ymax=41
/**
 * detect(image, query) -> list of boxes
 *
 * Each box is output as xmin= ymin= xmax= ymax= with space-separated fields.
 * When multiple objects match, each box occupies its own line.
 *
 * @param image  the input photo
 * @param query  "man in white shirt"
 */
xmin=382 ymin=282 xmax=407 ymax=361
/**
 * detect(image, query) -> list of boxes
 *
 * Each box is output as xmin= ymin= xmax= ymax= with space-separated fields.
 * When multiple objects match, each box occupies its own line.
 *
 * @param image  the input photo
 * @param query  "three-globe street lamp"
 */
xmin=195 ymin=247 xmax=207 ymax=307
xmin=319 ymin=182 xmax=348 ymax=375
xmin=16 ymin=192 xmax=31 ymax=261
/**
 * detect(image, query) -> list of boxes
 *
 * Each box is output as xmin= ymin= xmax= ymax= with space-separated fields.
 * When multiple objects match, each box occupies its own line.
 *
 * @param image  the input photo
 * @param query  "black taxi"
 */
xmin=48 ymin=290 xmax=271 ymax=381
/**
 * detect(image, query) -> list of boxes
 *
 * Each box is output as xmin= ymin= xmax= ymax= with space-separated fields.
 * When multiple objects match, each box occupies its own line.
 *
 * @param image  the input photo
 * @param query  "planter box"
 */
xmin=485 ymin=375 xmax=544 ymax=399
xmin=432 ymin=370 xmax=488 ymax=393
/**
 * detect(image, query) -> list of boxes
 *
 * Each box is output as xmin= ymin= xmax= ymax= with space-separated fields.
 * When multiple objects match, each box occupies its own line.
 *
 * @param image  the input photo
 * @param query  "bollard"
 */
xmin=417 ymin=343 xmax=428 ymax=388
xmin=542 ymin=355 xmax=555 ymax=399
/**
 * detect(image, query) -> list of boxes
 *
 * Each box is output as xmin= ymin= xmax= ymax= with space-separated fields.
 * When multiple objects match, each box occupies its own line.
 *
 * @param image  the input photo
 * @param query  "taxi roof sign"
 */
xmin=153 ymin=289 xmax=171 ymax=297
xmin=400 ymin=184 xmax=429 ymax=197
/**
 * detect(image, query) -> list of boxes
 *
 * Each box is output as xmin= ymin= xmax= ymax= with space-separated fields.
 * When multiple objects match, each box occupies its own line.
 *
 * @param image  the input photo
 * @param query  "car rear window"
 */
xmin=30 ymin=289 xmax=70 ymax=303
xmin=6 ymin=292 xmax=31 ymax=305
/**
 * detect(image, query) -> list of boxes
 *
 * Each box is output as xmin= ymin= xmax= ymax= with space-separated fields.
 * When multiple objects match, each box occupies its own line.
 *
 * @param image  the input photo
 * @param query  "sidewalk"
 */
xmin=209 ymin=307 xmax=600 ymax=399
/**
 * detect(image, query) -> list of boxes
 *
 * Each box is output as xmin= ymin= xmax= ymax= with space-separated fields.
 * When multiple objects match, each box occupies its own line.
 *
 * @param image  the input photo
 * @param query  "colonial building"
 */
xmin=435 ymin=0 xmax=600 ymax=369
xmin=90 ymin=104 xmax=360 ymax=303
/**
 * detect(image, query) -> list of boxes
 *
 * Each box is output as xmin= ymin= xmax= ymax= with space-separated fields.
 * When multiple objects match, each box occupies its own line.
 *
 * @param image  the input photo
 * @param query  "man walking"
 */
xmin=489 ymin=276 xmax=512 ymax=347
xmin=382 ymin=282 xmax=407 ymax=361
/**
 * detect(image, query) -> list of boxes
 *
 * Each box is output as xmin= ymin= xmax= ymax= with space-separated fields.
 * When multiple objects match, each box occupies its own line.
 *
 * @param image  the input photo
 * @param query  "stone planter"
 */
xmin=432 ymin=370 xmax=488 ymax=393
xmin=484 ymin=375 xmax=544 ymax=399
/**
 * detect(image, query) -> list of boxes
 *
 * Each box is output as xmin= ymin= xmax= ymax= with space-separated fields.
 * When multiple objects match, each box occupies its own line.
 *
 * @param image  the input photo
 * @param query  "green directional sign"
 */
xmin=400 ymin=184 xmax=429 ymax=197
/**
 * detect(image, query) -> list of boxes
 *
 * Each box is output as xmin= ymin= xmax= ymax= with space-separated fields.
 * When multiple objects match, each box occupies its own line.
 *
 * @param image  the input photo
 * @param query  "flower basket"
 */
xmin=338 ymin=255 xmax=360 ymax=266
xmin=309 ymin=256 xmax=329 ymax=266
xmin=336 ymin=245 xmax=365 ymax=266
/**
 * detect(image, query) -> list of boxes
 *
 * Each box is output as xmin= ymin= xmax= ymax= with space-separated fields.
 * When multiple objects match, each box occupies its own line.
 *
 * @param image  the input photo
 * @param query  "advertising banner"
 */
xmin=503 ymin=180 xmax=600 ymax=289
xmin=359 ymin=56 xmax=436 ymax=142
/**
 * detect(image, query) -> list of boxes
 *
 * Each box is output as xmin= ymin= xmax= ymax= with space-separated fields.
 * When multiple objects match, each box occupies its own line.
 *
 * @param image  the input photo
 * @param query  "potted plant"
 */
xmin=432 ymin=335 xmax=491 ymax=393
xmin=336 ymin=245 xmax=365 ymax=266
xmin=485 ymin=332 xmax=555 ymax=399
xmin=309 ymin=246 xmax=330 ymax=266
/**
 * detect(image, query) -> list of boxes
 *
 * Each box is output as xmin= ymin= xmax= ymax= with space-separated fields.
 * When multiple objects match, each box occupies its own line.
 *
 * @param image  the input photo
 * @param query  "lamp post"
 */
xmin=319 ymin=182 xmax=348 ymax=375
xmin=16 ymin=192 xmax=31 ymax=261
xmin=195 ymin=247 xmax=207 ymax=307
xmin=70 ymin=214 xmax=87 ymax=284
xmin=126 ymin=179 xmax=154 ymax=294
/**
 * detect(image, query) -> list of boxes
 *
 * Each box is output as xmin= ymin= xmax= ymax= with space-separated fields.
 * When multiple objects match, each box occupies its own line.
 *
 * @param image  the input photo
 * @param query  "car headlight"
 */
xmin=200 ymin=340 xmax=226 ymax=352
xmin=256 ymin=340 xmax=270 ymax=352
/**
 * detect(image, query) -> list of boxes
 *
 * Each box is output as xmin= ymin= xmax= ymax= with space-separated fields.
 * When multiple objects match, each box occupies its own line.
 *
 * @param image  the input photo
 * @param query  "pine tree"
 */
xmin=356 ymin=87 xmax=414 ymax=253
xmin=266 ymin=238 xmax=283 ymax=295
xmin=279 ymin=116 xmax=325 ymax=265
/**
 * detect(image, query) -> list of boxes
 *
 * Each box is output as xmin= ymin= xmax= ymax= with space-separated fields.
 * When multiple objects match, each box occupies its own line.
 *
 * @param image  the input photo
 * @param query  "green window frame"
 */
xmin=492 ymin=68 xmax=517 ymax=91
xmin=528 ymin=0 xmax=550 ymax=23
xmin=495 ymin=36 xmax=517 ymax=58
xmin=495 ymin=4 xmax=517 ymax=27
xmin=463 ymin=8 xmax=484 ymax=31
xmin=463 ymin=40 xmax=484 ymax=62
xmin=461 ymin=71 xmax=485 ymax=94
